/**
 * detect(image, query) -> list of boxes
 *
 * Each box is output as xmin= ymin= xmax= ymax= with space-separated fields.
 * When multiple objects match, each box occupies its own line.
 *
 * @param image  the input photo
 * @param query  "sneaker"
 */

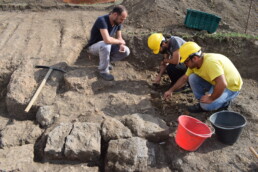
xmin=215 ymin=101 xmax=231 ymax=111
xmin=224 ymin=101 xmax=231 ymax=109
xmin=99 ymin=73 xmax=114 ymax=81
xmin=188 ymin=103 xmax=206 ymax=113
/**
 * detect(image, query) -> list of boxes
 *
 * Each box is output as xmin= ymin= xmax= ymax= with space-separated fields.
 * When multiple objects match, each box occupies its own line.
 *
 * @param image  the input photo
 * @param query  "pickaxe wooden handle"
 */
xmin=25 ymin=65 xmax=65 ymax=113
xmin=25 ymin=68 xmax=53 ymax=112
xmin=249 ymin=147 xmax=258 ymax=159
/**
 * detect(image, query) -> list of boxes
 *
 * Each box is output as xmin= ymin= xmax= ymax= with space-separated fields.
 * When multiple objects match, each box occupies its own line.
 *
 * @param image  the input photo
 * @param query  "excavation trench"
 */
xmin=47 ymin=34 xmax=258 ymax=170
xmin=0 ymin=1 xmax=257 ymax=170
xmin=1 ymin=34 xmax=258 ymax=171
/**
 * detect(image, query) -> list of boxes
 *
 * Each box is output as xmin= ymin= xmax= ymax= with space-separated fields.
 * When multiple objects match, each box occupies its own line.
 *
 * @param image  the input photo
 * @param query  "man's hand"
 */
xmin=164 ymin=90 xmax=173 ymax=100
xmin=119 ymin=39 xmax=126 ymax=45
xmin=200 ymin=94 xmax=213 ymax=104
xmin=163 ymin=58 xmax=170 ymax=64
xmin=153 ymin=75 xmax=161 ymax=85
xmin=163 ymin=74 xmax=188 ymax=100
xmin=119 ymin=44 xmax=126 ymax=52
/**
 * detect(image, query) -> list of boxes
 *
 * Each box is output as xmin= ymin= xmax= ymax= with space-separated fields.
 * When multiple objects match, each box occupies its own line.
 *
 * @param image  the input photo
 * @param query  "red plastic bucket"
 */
xmin=175 ymin=115 xmax=213 ymax=151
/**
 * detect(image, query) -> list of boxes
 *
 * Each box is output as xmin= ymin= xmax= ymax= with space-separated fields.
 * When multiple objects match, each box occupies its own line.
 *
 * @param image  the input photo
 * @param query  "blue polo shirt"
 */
xmin=87 ymin=14 xmax=122 ymax=47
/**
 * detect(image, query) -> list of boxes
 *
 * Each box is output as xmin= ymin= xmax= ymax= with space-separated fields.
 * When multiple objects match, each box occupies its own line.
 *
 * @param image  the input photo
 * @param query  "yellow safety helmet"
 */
xmin=179 ymin=42 xmax=201 ymax=63
xmin=148 ymin=33 xmax=165 ymax=54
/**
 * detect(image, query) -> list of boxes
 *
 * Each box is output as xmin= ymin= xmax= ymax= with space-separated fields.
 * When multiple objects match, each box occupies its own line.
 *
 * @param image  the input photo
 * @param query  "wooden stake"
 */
xmin=245 ymin=0 xmax=253 ymax=34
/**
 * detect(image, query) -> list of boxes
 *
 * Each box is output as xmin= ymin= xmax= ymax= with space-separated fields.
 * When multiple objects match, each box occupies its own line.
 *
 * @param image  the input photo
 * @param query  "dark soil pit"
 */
xmin=126 ymin=34 xmax=258 ymax=171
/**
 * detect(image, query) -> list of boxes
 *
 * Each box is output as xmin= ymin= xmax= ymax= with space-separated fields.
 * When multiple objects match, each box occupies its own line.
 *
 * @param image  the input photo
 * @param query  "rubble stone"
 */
xmin=44 ymin=123 xmax=73 ymax=160
xmin=64 ymin=122 xmax=101 ymax=162
xmin=102 ymin=117 xmax=132 ymax=141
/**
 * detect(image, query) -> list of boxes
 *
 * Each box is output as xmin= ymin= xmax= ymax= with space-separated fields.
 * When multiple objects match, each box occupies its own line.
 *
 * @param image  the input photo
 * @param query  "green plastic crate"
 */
xmin=184 ymin=9 xmax=221 ymax=33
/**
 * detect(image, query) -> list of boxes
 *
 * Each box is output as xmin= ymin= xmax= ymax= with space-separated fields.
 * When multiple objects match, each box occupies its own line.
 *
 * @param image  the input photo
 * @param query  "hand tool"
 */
xmin=25 ymin=65 xmax=66 ymax=112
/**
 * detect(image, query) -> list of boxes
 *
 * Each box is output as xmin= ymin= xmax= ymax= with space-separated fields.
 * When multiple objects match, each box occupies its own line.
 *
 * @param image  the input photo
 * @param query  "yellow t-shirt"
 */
xmin=185 ymin=53 xmax=243 ymax=91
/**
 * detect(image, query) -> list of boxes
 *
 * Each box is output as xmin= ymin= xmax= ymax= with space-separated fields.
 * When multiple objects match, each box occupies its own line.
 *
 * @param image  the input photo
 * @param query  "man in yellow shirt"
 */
xmin=164 ymin=42 xmax=243 ymax=113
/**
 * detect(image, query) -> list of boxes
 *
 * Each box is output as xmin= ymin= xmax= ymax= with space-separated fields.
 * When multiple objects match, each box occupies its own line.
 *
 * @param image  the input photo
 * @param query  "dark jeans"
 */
xmin=166 ymin=63 xmax=187 ymax=85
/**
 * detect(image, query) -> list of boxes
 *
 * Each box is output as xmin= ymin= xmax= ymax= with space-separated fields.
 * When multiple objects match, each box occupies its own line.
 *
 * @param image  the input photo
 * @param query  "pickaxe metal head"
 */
xmin=35 ymin=65 xmax=66 ymax=73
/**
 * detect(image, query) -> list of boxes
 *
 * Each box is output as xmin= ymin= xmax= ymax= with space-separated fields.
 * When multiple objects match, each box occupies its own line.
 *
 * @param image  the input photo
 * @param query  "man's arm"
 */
xmin=116 ymin=30 xmax=126 ymax=52
xmin=153 ymin=54 xmax=169 ymax=84
xmin=116 ymin=30 xmax=123 ymax=41
xmin=200 ymin=75 xmax=227 ymax=103
xmin=100 ymin=29 xmax=125 ymax=45
xmin=153 ymin=60 xmax=167 ymax=84
xmin=164 ymin=74 xmax=188 ymax=99
xmin=163 ymin=49 xmax=180 ymax=64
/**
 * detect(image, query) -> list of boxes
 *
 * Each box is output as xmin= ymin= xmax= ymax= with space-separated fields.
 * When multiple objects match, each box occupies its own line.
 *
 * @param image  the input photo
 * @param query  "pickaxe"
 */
xmin=25 ymin=65 xmax=66 ymax=112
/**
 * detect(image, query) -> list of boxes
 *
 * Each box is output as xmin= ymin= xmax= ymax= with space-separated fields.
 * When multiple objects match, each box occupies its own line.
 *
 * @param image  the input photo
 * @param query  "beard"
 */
xmin=160 ymin=47 xmax=168 ymax=54
xmin=113 ymin=17 xmax=121 ymax=25
xmin=114 ymin=20 xmax=119 ymax=25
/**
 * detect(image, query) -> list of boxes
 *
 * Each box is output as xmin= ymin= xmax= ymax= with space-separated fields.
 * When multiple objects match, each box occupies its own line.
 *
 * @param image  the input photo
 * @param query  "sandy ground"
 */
xmin=0 ymin=0 xmax=257 ymax=171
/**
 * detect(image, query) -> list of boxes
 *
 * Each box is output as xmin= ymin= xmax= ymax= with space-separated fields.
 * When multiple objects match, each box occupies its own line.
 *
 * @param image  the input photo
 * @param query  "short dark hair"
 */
xmin=110 ymin=5 xmax=127 ymax=15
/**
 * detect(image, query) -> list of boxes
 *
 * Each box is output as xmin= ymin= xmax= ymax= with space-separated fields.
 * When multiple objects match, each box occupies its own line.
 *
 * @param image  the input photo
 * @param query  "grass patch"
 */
xmin=176 ymin=31 xmax=258 ymax=41
xmin=207 ymin=32 xmax=258 ymax=40
xmin=124 ymin=30 xmax=258 ymax=41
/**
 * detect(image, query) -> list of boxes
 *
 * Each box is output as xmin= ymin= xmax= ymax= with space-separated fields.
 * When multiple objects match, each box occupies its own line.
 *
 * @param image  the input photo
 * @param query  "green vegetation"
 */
xmin=207 ymin=32 xmax=258 ymax=40
xmin=125 ymin=29 xmax=258 ymax=41
xmin=177 ymin=31 xmax=258 ymax=41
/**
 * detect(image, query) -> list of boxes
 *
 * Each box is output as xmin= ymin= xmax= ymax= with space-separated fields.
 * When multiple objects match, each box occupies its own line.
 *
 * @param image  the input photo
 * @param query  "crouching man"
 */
xmin=147 ymin=33 xmax=187 ymax=87
xmin=164 ymin=42 xmax=243 ymax=113
xmin=87 ymin=5 xmax=130 ymax=81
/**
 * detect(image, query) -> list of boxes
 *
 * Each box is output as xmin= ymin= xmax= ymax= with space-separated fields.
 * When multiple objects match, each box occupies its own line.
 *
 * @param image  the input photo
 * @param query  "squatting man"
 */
xmin=86 ymin=5 xmax=130 ymax=81
xmin=148 ymin=33 xmax=187 ymax=91
xmin=164 ymin=42 xmax=243 ymax=113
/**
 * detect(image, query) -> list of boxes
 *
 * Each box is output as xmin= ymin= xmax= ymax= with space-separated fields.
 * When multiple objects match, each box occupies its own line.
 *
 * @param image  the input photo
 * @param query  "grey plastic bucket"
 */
xmin=209 ymin=111 xmax=247 ymax=145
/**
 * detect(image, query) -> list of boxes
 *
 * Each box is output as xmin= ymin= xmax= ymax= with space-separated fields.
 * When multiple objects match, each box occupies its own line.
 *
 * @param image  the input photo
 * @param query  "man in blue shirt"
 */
xmin=87 ymin=5 xmax=130 ymax=81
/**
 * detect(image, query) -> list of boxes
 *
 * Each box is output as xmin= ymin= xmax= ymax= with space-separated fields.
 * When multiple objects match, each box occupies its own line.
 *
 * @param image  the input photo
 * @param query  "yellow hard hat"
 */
xmin=179 ymin=42 xmax=201 ymax=63
xmin=148 ymin=33 xmax=165 ymax=54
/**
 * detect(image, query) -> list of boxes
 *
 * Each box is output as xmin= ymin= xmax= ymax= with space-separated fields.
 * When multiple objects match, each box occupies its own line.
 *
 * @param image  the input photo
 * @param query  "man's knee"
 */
xmin=111 ymin=46 xmax=130 ymax=62
xmin=124 ymin=46 xmax=130 ymax=57
xmin=200 ymin=103 xmax=214 ymax=111
xmin=188 ymin=74 xmax=198 ymax=85
xmin=100 ymin=43 xmax=112 ymax=54
xmin=200 ymin=101 xmax=225 ymax=111
xmin=88 ymin=41 xmax=111 ymax=56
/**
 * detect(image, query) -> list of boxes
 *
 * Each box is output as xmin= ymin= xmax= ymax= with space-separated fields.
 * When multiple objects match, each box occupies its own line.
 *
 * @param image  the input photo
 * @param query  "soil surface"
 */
xmin=0 ymin=0 xmax=257 ymax=171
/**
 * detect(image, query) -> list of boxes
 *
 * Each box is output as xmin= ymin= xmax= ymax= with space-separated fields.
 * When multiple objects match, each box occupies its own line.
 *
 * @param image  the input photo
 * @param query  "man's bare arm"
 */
xmin=100 ymin=29 xmax=125 ymax=44
xmin=200 ymin=75 xmax=227 ymax=103
xmin=164 ymin=74 xmax=188 ymax=99
xmin=163 ymin=50 xmax=180 ymax=64
xmin=116 ymin=30 xmax=123 ymax=41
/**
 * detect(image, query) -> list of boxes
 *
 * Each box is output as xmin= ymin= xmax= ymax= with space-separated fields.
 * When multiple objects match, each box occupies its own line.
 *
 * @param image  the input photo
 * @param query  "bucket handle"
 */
xmin=205 ymin=121 xmax=215 ymax=135
xmin=193 ymin=122 xmax=215 ymax=137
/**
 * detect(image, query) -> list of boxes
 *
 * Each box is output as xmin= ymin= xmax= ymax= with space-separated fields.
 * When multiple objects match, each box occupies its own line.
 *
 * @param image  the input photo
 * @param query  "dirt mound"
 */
xmin=123 ymin=0 xmax=257 ymax=35
xmin=0 ymin=0 xmax=257 ymax=34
